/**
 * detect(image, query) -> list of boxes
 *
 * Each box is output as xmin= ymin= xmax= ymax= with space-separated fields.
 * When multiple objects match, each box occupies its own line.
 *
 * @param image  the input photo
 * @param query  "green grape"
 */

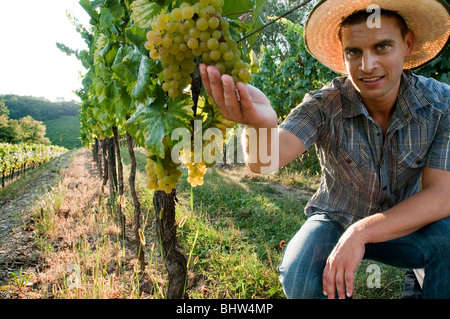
xmin=145 ymin=148 xmax=181 ymax=194
xmin=182 ymin=6 xmax=194 ymax=19
xmin=223 ymin=51 xmax=233 ymax=61
xmin=150 ymin=49 xmax=160 ymax=60
xmin=175 ymin=52 xmax=185 ymax=62
xmin=199 ymin=31 xmax=210 ymax=42
xmin=208 ymin=16 xmax=220 ymax=29
xmin=162 ymin=36 xmax=173 ymax=48
xmin=196 ymin=17 xmax=209 ymax=31
xmin=171 ymin=8 xmax=183 ymax=21
xmin=145 ymin=41 xmax=154 ymax=51
xmin=207 ymin=37 xmax=219 ymax=50
xmin=209 ymin=50 xmax=221 ymax=61
xmin=187 ymin=37 xmax=199 ymax=50
xmin=211 ymin=30 xmax=221 ymax=40
xmin=189 ymin=27 xmax=201 ymax=39
xmin=153 ymin=35 xmax=162 ymax=46
xmin=146 ymin=30 xmax=157 ymax=41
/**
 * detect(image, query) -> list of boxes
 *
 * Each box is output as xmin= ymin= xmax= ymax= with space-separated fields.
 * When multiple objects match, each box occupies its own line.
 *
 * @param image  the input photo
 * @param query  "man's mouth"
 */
xmin=361 ymin=76 xmax=384 ymax=83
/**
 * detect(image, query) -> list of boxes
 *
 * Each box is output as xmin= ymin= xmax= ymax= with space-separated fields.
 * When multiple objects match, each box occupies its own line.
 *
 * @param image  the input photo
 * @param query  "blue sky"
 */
xmin=0 ymin=1 xmax=91 ymax=101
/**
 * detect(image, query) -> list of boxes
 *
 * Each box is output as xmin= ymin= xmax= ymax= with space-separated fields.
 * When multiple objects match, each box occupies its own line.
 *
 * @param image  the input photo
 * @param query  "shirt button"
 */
xmin=383 ymin=185 xmax=388 ymax=191
xmin=377 ymin=132 xmax=382 ymax=137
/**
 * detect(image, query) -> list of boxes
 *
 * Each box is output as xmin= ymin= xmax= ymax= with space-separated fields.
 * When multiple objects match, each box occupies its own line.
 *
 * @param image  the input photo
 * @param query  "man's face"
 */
xmin=340 ymin=15 xmax=414 ymax=107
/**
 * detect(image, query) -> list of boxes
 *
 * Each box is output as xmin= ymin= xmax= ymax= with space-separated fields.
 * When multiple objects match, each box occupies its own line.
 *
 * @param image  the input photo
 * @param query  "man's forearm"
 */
xmin=354 ymin=183 xmax=450 ymax=245
xmin=243 ymin=126 xmax=307 ymax=175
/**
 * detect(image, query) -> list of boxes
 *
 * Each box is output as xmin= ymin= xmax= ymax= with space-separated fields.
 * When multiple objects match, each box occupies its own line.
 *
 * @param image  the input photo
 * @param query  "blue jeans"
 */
xmin=278 ymin=213 xmax=450 ymax=299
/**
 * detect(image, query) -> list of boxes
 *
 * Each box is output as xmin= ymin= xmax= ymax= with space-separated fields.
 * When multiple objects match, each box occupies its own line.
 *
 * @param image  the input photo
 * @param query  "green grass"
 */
xmin=120 ymin=147 xmax=405 ymax=299
xmin=43 ymin=115 xmax=80 ymax=149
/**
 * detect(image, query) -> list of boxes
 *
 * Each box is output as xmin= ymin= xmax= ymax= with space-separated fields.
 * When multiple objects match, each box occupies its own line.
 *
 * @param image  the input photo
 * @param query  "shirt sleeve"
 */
xmin=279 ymin=92 xmax=324 ymax=150
xmin=425 ymin=106 xmax=450 ymax=171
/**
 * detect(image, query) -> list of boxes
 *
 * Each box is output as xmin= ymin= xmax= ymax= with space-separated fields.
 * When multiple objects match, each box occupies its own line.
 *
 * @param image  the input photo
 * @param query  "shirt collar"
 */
xmin=340 ymin=71 xmax=419 ymax=122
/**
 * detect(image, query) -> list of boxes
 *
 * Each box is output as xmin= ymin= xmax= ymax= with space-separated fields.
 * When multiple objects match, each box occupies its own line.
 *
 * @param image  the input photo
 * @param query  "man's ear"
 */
xmin=404 ymin=29 xmax=415 ymax=58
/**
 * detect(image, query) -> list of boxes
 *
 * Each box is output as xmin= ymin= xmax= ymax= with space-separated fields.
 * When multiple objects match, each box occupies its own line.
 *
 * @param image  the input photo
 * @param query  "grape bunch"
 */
xmin=145 ymin=0 xmax=252 ymax=98
xmin=145 ymin=150 xmax=182 ymax=194
xmin=181 ymin=149 xmax=208 ymax=187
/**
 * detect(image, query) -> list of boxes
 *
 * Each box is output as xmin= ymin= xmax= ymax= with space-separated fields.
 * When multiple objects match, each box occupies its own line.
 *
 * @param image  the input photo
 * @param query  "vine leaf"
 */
xmin=126 ymin=87 xmax=193 ymax=158
xmin=79 ymin=0 xmax=100 ymax=23
xmin=130 ymin=0 xmax=168 ymax=29
xmin=131 ymin=55 xmax=159 ymax=101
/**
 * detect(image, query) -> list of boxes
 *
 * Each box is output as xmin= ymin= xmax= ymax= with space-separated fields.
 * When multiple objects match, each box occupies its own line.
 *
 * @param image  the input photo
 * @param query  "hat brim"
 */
xmin=305 ymin=0 xmax=450 ymax=75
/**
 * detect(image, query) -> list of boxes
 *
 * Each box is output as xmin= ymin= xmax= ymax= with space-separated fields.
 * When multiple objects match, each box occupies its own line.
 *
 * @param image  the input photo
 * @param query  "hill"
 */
xmin=0 ymin=95 xmax=79 ymax=121
xmin=43 ymin=116 xmax=81 ymax=149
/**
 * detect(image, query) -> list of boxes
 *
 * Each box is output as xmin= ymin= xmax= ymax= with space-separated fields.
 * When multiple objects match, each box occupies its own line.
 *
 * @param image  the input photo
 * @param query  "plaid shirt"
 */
xmin=280 ymin=71 xmax=450 ymax=229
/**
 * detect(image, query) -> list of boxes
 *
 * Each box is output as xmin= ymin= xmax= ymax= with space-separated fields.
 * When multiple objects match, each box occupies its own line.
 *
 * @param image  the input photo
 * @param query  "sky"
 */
xmin=0 ymin=1 xmax=91 ymax=102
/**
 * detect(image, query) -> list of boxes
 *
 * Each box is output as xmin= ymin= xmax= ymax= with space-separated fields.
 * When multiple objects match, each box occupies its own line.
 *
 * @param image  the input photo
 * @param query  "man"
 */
xmin=200 ymin=0 xmax=450 ymax=299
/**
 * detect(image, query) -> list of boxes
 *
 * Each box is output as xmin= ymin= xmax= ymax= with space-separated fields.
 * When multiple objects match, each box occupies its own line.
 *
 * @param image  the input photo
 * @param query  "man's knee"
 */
xmin=278 ymin=261 xmax=324 ymax=299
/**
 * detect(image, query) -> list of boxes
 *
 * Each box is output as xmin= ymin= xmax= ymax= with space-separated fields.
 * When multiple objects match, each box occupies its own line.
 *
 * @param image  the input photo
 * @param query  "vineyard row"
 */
xmin=0 ymin=143 xmax=68 ymax=188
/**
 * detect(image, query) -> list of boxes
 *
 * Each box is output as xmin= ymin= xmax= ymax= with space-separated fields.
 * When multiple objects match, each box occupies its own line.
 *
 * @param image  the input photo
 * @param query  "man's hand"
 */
xmin=199 ymin=63 xmax=278 ymax=129
xmin=322 ymin=225 xmax=366 ymax=299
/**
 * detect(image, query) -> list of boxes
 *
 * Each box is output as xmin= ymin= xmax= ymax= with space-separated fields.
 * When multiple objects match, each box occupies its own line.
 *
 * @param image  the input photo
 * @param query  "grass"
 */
xmin=43 ymin=115 xmax=81 ymax=150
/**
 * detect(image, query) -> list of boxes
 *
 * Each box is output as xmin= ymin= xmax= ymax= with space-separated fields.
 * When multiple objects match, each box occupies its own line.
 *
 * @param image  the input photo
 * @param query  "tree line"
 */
xmin=0 ymin=101 xmax=50 ymax=145
xmin=0 ymin=94 xmax=79 ymax=121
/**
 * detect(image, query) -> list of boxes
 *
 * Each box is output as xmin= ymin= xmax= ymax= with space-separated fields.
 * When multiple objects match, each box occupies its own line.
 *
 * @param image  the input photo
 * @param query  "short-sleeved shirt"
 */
xmin=279 ymin=70 xmax=450 ymax=229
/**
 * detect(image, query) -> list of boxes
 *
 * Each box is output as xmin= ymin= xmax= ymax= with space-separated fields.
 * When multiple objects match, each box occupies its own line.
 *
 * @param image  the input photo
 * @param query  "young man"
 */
xmin=200 ymin=0 xmax=450 ymax=299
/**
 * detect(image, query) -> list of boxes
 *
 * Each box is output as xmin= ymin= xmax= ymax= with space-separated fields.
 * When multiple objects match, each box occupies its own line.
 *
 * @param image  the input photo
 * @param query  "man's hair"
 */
xmin=338 ymin=9 xmax=409 ymax=42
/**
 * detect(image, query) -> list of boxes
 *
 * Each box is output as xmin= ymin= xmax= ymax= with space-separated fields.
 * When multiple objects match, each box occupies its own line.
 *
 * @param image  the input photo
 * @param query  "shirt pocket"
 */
xmin=393 ymin=145 xmax=428 ymax=190
xmin=336 ymin=144 xmax=370 ymax=187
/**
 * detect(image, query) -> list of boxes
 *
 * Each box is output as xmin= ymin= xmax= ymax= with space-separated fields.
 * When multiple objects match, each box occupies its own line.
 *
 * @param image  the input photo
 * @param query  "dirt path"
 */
xmin=0 ymin=150 xmax=75 ymax=285
xmin=0 ymin=148 xmax=96 ymax=290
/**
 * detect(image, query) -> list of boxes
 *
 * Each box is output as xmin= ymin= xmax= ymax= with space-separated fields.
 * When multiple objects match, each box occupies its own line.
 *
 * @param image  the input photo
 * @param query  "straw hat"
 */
xmin=304 ymin=0 xmax=450 ymax=74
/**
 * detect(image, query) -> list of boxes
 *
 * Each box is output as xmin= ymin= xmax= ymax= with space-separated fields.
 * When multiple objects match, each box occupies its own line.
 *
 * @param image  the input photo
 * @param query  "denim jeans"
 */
xmin=278 ymin=213 xmax=450 ymax=299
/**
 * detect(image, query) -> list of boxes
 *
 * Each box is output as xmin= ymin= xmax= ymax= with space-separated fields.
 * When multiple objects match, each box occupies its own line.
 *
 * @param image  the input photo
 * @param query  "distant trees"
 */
xmin=0 ymin=101 xmax=50 ymax=145
xmin=0 ymin=94 xmax=79 ymax=121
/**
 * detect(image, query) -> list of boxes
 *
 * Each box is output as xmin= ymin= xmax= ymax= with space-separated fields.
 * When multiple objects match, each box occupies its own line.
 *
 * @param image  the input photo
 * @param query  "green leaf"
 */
xmin=105 ymin=0 xmax=125 ymax=20
xmin=99 ymin=7 xmax=118 ymax=36
xmin=125 ymin=26 xmax=149 ymax=55
xmin=104 ymin=79 xmax=120 ymax=100
xmin=131 ymin=55 xmax=158 ymax=101
xmin=223 ymin=0 xmax=268 ymax=20
xmin=130 ymin=0 xmax=167 ymax=29
xmin=79 ymin=0 xmax=100 ymax=23
xmin=126 ymin=88 xmax=193 ymax=157
xmin=111 ymin=46 xmax=141 ymax=84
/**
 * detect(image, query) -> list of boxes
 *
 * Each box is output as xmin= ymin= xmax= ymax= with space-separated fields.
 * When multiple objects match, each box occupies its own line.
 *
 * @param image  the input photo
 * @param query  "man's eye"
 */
xmin=377 ymin=44 xmax=390 ymax=51
xmin=346 ymin=49 xmax=360 ymax=56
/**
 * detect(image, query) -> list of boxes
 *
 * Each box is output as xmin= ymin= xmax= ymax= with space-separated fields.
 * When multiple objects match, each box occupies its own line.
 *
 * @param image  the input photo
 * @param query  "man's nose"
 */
xmin=360 ymin=52 xmax=378 ymax=73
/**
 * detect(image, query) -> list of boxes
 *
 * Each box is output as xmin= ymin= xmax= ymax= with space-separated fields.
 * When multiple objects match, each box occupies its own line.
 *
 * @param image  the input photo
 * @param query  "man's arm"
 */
xmin=199 ymin=64 xmax=306 ymax=173
xmin=322 ymin=166 xmax=450 ymax=299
